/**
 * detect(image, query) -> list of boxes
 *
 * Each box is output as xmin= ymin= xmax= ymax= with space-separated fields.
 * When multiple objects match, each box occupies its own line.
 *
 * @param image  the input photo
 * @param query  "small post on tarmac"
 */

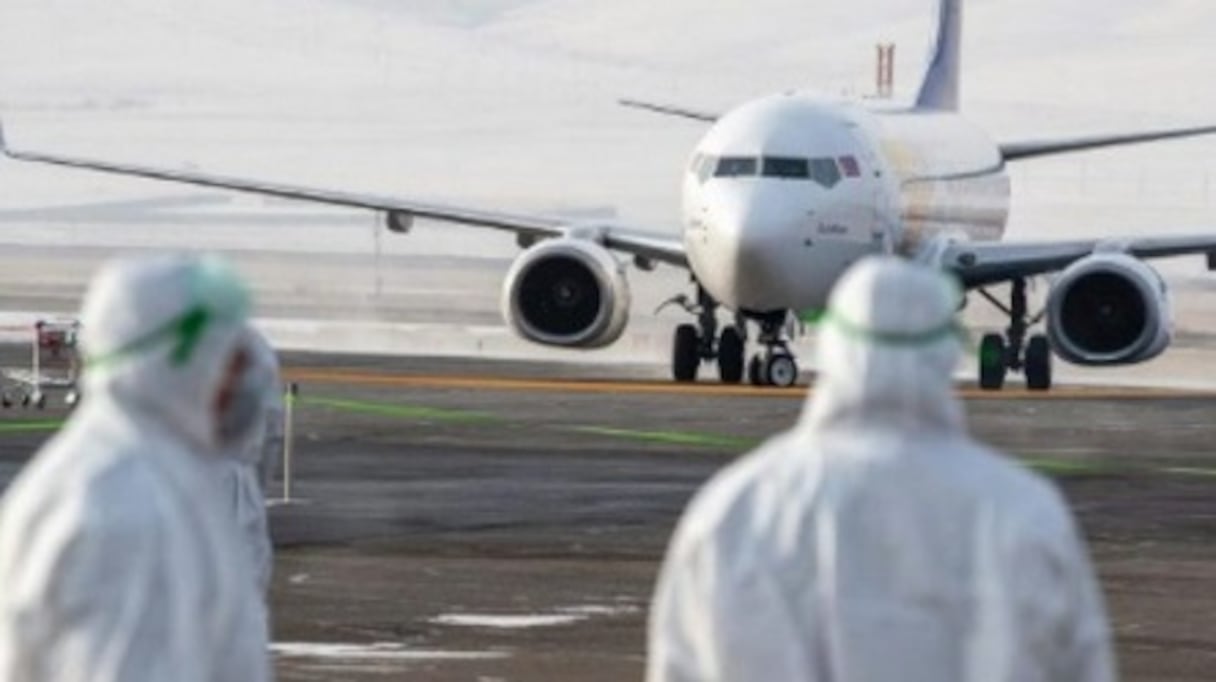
xmin=282 ymin=382 xmax=299 ymax=502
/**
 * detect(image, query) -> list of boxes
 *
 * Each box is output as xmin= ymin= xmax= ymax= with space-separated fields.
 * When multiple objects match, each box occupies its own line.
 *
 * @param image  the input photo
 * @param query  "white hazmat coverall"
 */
xmin=216 ymin=325 xmax=283 ymax=595
xmin=0 ymin=255 xmax=271 ymax=682
xmin=647 ymin=257 xmax=1115 ymax=682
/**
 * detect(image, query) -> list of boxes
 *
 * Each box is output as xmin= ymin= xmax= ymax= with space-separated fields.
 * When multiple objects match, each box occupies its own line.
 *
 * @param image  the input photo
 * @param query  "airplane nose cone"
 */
xmin=700 ymin=187 xmax=798 ymax=311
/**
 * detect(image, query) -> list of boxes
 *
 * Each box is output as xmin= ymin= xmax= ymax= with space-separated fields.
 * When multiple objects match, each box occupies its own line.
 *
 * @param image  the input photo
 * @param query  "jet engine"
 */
xmin=1046 ymin=253 xmax=1172 ymax=365
xmin=502 ymin=238 xmax=630 ymax=348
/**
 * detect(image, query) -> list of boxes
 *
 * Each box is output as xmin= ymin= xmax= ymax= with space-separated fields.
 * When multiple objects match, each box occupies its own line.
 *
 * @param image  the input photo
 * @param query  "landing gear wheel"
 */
xmin=717 ymin=327 xmax=745 ymax=384
xmin=1024 ymin=335 xmax=1052 ymax=391
xmin=748 ymin=355 xmax=767 ymax=386
xmin=672 ymin=324 xmax=700 ymax=382
xmin=978 ymin=333 xmax=1007 ymax=391
xmin=765 ymin=353 xmax=799 ymax=388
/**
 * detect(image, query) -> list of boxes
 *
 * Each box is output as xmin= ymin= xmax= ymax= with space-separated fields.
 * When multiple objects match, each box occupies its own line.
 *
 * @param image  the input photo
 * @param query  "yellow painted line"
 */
xmin=967 ymin=386 xmax=1216 ymax=401
xmin=283 ymin=368 xmax=1215 ymax=401
xmin=285 ymin=369 xmax=801 ymax=398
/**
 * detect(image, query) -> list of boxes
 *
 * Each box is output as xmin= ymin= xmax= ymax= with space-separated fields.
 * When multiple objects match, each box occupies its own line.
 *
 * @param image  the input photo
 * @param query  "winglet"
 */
xmin=0 ymin=118 xmax=8 ymax=155
xmin=915 ymin=0 xmax=963 ymax=110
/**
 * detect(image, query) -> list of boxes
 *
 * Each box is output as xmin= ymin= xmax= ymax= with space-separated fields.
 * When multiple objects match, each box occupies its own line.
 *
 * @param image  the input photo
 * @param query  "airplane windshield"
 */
xmin=810 ymin=158 xmax=843 ymax=188
xmin=761 ymin=157 xmax=810 ymax=179
xmin=714 ymin=157 xmax=759 ymax=178
xmin=709 ymin=155 xmax=847 ymax=185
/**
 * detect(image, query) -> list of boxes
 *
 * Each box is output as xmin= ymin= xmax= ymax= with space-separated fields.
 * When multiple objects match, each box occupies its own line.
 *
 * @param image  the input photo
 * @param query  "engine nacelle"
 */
xmin=1046 ymin=253 xmax=1173 ymax=365
xmin=502 ymin=238 xmax=630 ymax=348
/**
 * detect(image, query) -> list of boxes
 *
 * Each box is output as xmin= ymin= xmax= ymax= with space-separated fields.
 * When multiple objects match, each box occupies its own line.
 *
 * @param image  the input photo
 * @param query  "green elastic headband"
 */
xmin=85 ymin=258 xmax=249 ymax=370
xmin=802 ymin=308 xmax=967 ymax=347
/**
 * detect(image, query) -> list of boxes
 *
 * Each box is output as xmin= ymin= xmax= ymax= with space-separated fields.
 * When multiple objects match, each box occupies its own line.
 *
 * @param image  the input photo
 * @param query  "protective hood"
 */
xmin=78 ymin=255 xmax=250 ymax=453
xmin=804 ymin=256 xmax=964 ymax=437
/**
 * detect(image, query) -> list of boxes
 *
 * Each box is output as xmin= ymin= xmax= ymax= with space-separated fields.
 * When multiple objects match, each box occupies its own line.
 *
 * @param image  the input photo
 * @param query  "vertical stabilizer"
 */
xmin=915 ymin=0 xmax=962 ymax=110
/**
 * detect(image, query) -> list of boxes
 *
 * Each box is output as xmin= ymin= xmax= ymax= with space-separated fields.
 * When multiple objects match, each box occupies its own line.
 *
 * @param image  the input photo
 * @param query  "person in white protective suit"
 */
xmin=0 ymin=255 xmax=271 ymax=682
xmin=647 ymin=257 xmax=1115 ymax=682
xmin=216 ymin=325 xmax=284 ymax=595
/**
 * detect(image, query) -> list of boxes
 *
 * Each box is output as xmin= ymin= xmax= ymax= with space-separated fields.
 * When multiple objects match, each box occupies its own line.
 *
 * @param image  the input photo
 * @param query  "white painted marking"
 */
xmin=430 ymin=613 xmax=586 ymax=629
xmin=431 ymin=604 xmax=641 ymax=630
xmin=272 ymin=642 xmax=507 ymax=661
xmin=557 ymin=604 xmax=642 ymax=616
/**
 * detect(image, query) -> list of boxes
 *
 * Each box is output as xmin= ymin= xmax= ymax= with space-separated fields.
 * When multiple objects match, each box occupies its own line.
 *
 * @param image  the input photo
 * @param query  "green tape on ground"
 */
xmin=1024 ymin=458 xmax=1121 ymax=476
xmin=569 ymin=425 xmax=758 ymax=450
xmin=1025 ymin=459 xmax=1216 ymax=480
xmin=0 ymin=420 xmax=65 ymax=434
xmin=299 ymin=396 xmax=499 ymax=424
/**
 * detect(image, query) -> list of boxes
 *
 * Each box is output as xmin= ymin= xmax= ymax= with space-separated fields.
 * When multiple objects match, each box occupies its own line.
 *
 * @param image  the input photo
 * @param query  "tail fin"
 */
xmin=915 ymin=0 xmax=962 ymax=110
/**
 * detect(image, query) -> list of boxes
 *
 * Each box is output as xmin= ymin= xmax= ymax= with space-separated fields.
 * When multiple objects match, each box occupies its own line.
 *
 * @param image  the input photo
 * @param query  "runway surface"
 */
xmin=2 ymin=355 xmax=1216 ymax=681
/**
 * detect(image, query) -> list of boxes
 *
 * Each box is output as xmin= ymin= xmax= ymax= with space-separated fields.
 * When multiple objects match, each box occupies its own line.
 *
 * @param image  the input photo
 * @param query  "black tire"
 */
xmin=1025 ymin=335 xmax=1053 ymax=391
xmin=748 ymin=355 xmax=767 ymax=386
xmin=718 ymin=327 xmax=745 ymax=384
xmin=672 ymin=324 xmax=700 ymax=382
xmin=765 ymin=353 xmax=799 ymax=388
xmin=978 ymin=333 xmax=1007 ymax=391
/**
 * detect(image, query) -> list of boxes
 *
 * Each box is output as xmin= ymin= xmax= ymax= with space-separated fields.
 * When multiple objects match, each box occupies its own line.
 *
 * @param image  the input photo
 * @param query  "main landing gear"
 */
xmin=670 ymin=287 xmax=745 ymax=384
xmin=976 ymin=278 xmax=1052 ymax=391
xmin=666 ymin=289 xmax=798 ymax=388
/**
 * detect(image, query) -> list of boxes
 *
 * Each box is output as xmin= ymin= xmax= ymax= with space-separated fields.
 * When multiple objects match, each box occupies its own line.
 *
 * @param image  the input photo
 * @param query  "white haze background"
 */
xmin=2 ymin=0 xmax=1215 ymax=241
xmin=1 ymin=0 xmax=1215 ymax=382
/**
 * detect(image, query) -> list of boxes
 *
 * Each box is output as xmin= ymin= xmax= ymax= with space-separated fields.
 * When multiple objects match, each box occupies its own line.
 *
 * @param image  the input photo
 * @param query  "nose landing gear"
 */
xmin=976 ymin=278 xmax=1052 ymax=391
xmin=746 ymin=315 xmax=799 ymax=388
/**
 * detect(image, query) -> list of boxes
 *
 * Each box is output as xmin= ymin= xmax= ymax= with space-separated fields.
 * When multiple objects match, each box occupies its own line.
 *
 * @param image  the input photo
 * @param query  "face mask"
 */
xmin=217 ymin=360 xmax=266 ymax=447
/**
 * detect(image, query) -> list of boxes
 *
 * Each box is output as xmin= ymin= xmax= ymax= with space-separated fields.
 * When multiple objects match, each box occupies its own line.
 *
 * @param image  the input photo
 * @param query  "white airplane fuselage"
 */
xmin=682 ymin=92 xmax=1010 ymax=314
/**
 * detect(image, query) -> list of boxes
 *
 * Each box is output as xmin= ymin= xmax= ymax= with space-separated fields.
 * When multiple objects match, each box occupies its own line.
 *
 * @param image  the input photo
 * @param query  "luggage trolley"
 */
xmin=0 ymin=319 xmax=81 ymax=409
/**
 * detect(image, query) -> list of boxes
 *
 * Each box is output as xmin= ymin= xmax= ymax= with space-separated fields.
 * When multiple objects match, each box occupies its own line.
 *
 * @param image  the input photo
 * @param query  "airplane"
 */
xmin=4 ymin=0 xmax=1216 ymax=391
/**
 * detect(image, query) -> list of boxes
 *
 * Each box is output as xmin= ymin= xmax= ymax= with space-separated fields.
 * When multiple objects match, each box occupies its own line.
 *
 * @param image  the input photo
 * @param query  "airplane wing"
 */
xmin=618 ymin=98 xmax=720 ymax=123
xmin=942 ymin=235 xmax=1216 ymax=288
xmin=1000 ymin=124 xmax=1216 ymax=161
xmin=0 ymin=120 xmax=687 ymax=267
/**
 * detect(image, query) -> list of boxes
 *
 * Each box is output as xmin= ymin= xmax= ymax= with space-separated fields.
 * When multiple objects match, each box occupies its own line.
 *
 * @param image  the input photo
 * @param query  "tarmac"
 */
xmin=1 ymin=354 xmax=1215 ymax=680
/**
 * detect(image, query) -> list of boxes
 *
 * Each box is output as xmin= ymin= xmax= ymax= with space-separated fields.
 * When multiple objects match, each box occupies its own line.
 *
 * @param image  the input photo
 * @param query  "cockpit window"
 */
xmin=838 ymin=155 xmax=862 ymax=178
xmin=761 ymin=157 xmax=810 ymax=179
xmin=810 ymin=158 xmax=842 ymax=188
xmin=704 ymin=155 xmax=851 ymax=186
xmin=714 ymin=157 xmax=759 ymax=178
